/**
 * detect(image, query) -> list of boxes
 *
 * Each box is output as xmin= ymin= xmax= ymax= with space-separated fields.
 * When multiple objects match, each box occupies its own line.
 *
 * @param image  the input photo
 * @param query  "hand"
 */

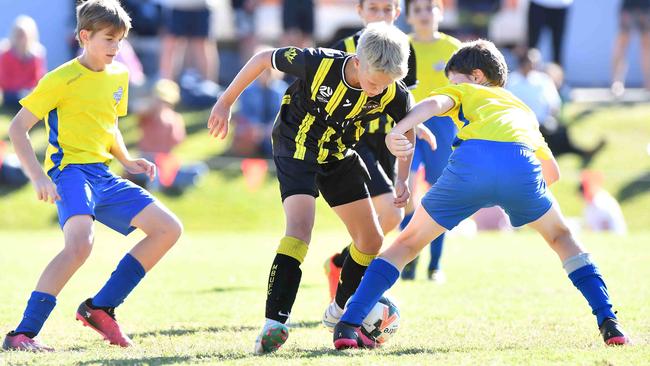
xmin=32 ymin=174 xmax=60 ymax=203
xmin=385 ymin=132 xmax=414 ymax=160
xmin=123 ymin=158 xmax=156 ymax=182
xmin=416 ymin=125 xmax=437 ymax=151
xmin=393 ymin=179 xmax=410 ymax=208
xmin=207 ymin=100 xmax=232 ymax=139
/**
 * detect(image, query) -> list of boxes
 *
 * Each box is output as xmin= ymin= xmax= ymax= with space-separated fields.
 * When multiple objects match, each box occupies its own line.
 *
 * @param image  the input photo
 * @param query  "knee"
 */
xmin=548 ymin=224 xmax=573 ymax=249
xmin=151 ymin=215 xmax=183 ymax=245
xmin=65 ymin=236 xmax=94 ymax=264
xmin=354 ymin=231 xmax=384 ymax=254
xmin=382 ymin=207 xmax=404 ymax=233
xmin=286 ymin=219 xmax=314 ymax=243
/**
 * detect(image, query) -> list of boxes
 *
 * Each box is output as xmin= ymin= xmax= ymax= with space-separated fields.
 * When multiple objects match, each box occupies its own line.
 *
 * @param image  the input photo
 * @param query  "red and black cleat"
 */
xmin=2 ymin=331 xmax=54 ymax=352
xmin=76 ymin=299 xmax=133 ymax=347
xmin=599 ymin=318 xmax=629 ymax=346
xmin=333 ymin=322 xmax=377 ymax=350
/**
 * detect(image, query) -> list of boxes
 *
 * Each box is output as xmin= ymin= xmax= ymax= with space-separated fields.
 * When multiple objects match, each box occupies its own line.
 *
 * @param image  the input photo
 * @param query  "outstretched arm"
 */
xmin=386 ymin=95 xmax=454 ymax=157
xmin=207 ymin=49 xmax=274 ymax=139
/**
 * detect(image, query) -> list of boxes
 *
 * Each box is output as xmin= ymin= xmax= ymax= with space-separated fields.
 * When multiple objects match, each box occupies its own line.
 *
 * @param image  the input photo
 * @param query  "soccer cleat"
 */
xmin=75 ymin=299 xmax=133 ymax=347
xmin=427 ymin=269 xmax=446 ymax=284
xmin=253 ymin=320 xmax=289 ymax=354
xmin=2 ymin=331 xmax=54 ymax=352
xmin=599 ymin=318 xmax=629 ymax=346
xmin=333 ymin=322 xmax=377 ymax=350
xmin=322 ymin=301 xmax=344 ymax=332
xmin=324 ymin=254 xmax=342 ymax=301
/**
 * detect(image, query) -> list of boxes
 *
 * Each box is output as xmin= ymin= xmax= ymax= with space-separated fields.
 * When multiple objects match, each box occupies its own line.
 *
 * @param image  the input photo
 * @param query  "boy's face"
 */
xmin=357 ymin=60 xmax=395 ymax=97
xmin=407 ymin=0 xmax=442 ymax=31
xmin=80 ymin=26 xmax=125 ymax=65
xmin=357 ymin=0 xmax=400 ymax=26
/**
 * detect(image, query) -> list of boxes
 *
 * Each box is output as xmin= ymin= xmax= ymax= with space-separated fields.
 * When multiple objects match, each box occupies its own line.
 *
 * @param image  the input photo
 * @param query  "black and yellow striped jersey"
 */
xmin=270 ymin=47 xmax=412 ymax=164
xmin=330 ymin=30 xmax=417 ymax=137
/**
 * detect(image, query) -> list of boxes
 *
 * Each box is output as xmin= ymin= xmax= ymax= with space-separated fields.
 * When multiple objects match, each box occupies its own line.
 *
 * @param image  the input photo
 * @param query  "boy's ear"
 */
xmin=79 ymin=29 xmax=90 ymax=45
xmin=472 ymin=69 xmax=487 ymax=84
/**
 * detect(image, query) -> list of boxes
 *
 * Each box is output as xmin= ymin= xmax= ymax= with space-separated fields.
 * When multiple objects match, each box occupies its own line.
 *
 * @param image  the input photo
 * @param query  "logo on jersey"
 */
xmin=343 ymin=99 xmax=352 ymax=107
xmin=284 ymin=47 xmax=298 ymax=64
xmin=434 ymin=60 xmax=446 ymax=72
xmin=361 ymin=100 xmax=380 ymax=111
xmin=317 ymin=85 xmax=333 ymax=103
xmin=113 ymin=86 xmax=124 ymax=105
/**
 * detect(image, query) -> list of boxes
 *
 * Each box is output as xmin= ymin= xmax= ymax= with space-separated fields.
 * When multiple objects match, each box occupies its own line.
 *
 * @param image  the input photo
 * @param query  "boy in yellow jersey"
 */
xmin=208 ymin=22 xmax=414 ymax=354
xmin=399 ymin=0 xmax=461 ymax=281
xmin=334 ymin=40 xmax=629 ymax=349
xmin=3 ymin=0 xmax=182 ymax=352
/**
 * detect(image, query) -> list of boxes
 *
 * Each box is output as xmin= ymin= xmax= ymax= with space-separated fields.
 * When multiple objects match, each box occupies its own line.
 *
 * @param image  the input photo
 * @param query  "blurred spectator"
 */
xmin=456 ymin=0 xmax=500 ymax=40
xmin=527 ymin=0 xmax=573 ymax=65
xmin=281 ymin=0 xmax=315 ymax=48
xmin=232 ymin=0 xmax=258 ymax=60
xmin=159 ymin=0 xmax=219 ymax=83
xmin=231 ymin=62 xmax=287 ymax=158
xmin=122 ymin=0 xmax=163 ymax=77
xmin=115 ymin=39 xmax=146 ymax=87
xmin=507 ymin=49 xmax=605 ymax=166
xmin=134 ymin=79 xmax=208 ymax=193
xmin=580 ymin=171 xmax=627 ymax=235
xmin=0 ymin=15 xmax=46 ymax=110
xmin=611 ymin=0 xmax=650 ymax=97
xmin=0 ymin=140 xmax=29 ymax=187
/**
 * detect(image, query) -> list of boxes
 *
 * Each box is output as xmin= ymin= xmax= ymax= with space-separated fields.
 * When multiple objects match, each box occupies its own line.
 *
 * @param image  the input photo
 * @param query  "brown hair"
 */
xmin=445 ymin=39 xmax=508 ymax=87
xmin=75 ymin=0 xmax=131 ymax=46
xmin=404 ymin=0 xmax=443 ymax=16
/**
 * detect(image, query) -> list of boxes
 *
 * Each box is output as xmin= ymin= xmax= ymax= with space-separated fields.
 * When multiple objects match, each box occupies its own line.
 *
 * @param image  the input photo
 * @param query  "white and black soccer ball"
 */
xmin=359 ymin=296 xmax=400 ymax=345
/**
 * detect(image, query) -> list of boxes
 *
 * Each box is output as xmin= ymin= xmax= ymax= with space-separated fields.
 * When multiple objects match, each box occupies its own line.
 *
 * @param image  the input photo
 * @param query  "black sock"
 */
xmin=332 ymin=245 xmax=350 ymax=268
xmin=265 ymin=254 xmax=302 ymax=323
xmin=334 ymin=254 xmax=367 ymax=309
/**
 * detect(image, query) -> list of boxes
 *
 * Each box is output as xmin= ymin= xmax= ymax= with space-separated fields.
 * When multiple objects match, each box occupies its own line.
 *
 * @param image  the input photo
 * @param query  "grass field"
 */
xmin=0 ymin=229 xmax=648 ymax=365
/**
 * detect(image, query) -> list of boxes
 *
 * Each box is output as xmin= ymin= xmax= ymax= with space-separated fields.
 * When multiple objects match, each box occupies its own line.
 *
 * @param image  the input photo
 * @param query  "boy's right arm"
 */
xmin=386 ymin=95 xmax=454 ymax=157
xmin=8 ymin=107 xmax=60 ymax=203
xmin=540 ymin=155 xmax=560 ymax=186
xmin=208 ymin=49 xmax=275 ymax=139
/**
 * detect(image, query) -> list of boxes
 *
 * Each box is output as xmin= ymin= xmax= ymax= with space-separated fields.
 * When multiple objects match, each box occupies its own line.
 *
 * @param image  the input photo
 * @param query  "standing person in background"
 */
xmin=611 ymin=0 xmax=650 ymax=96
xmin=0 ymin=15 xmax=46 ymax=110
xmin=231 ymin=0 xmax=258 ymax=60
xmin=281 ymin=0 xmax=314 ymax=48
xmin=399 ymin=0 xmax=462 ymax=282
xmin=527 ymin=0 xmax=573 ymax=65
xmin=159 ymin=0 xmax=219 ymax=82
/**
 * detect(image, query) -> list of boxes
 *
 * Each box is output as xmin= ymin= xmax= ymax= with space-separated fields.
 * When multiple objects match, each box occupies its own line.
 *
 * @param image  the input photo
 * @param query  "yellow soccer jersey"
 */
xmin=431 ymin=83 xmax=552 ymax=160
xmin=20 ymin=58 xmax=129 ymax=175
xmin=409 ymin=33 xmax=461 ymax=103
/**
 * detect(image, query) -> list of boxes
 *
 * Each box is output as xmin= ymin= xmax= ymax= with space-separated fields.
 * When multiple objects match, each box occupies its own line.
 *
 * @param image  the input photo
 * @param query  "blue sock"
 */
xmin=341 ymin=258 xmax=399 ymax=326
xmin=399 ymin=212 xmax=413 ymax=231
xmin=92 ymin=254 xmax=145 ymax=308
xmin=15 ymin=291 xmax=56 ymax=337
xmin=568 ymin=264 xmax=616 ymax=326
xmin=428 ymin=234 xmax=445 ymax=271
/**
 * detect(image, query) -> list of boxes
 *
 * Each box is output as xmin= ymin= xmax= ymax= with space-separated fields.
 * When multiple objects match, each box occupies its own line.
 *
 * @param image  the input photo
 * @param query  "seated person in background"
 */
xmin=134 ymin=78 xmax=207 ymax=192
xmin=0 ymin=15 xmax=46 ymax=110
xmin=507 ymin=48 xmax=605 ymax=167
xmin=580 ymin=171 xmax=627 ymax=235
xmin=230 ymin=63 xmax=288 ymax=157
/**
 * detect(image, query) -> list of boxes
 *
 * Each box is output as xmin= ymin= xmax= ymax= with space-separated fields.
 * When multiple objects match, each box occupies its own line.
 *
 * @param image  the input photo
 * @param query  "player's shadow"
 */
xmin=290 ymin=346 xmax=447 ymax=359
xmin=76 ymin=353 xmax=249 ymax=366
xmin=287 ymin=320 xmax=321 ymax=329
xmin=133 ymin=325 xmax=258 ymax=339
xmin=617 ymin=172 xmax=650 ymax=203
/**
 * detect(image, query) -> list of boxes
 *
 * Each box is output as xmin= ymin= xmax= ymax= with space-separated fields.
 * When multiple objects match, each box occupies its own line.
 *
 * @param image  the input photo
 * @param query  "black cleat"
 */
xmin=333 ymin=322 xmax=376 ymax=350
xmin=599 ymin=318 xmax=629 ymax=346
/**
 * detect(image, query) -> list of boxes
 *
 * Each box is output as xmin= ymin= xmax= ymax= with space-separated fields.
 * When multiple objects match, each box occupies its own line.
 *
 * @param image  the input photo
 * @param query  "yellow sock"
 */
xmin=277 ymin=236 xmax=308 ymax=263
xmin=349 ymin=243 xmax=376 ymax=266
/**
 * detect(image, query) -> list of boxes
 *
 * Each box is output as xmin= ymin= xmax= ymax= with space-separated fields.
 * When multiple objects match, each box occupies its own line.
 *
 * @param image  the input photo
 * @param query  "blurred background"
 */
xmin=0 ymin=0 xmax=649 ymax=234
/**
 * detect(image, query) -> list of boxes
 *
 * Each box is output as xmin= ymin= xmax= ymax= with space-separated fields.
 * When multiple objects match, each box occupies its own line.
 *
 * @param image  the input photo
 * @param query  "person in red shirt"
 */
xmin=0 ymin=15 xmax=46 ymax=110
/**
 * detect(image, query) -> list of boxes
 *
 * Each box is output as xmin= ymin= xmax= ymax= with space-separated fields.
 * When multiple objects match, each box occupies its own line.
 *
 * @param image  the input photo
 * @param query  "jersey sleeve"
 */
xmin=429 ymin=84 xmax=463 ymax=117
xmin=532 ymin=131 xmax=553 ymax=160
xmin=19 ymin=71 xmax=64 ymax=119
xmin=385 ymin=83 xmax=414 ymax=123
xmin=403 ymin=42 xmax=418 ymax=89
xmin=272 ymin=47 xmax=309 ymax=80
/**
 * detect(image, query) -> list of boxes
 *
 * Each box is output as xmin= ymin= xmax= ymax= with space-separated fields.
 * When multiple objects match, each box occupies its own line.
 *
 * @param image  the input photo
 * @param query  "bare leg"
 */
xmin=190 ymin=37 xmax=218 ymax=82
xmin=526 ymin=203 xmax=585 ymax=262
xmin=129 ymin=202 xmax=183 ymax=271
xmin=371 ymin=192 xmax=404 ymax=235
xmin=611 ymin=31 xmax=630 ymax=95
xmin=35 ymin=215 xmax=95 ymax=295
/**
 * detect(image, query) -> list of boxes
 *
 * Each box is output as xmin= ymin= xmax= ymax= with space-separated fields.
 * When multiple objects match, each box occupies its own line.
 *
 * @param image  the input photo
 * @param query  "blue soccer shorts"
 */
xmin=50 ymin=163 xmax=155 ymax=235
xmin=421 ymin=139 xmax=554 ymax=230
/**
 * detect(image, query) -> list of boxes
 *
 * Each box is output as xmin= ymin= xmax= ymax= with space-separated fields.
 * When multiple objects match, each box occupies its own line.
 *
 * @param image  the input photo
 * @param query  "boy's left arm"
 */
xmin=110 ymin=121 xmax=156 ymax=181
xmin=393 ymin=128 xmax=415 ymax=208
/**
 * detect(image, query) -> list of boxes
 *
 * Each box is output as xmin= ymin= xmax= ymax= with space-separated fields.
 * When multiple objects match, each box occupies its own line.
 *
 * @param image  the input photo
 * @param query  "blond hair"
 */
xmin=356 ymin=22 xmax=410 ymax=80
xmin=75 ymin=0 xmax=131 ymax=47
xmin=9 ymin=15 xmax=43 ymax=58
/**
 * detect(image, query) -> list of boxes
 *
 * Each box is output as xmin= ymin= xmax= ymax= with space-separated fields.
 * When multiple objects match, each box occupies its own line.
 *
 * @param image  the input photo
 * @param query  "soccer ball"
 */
xmin=359 ymin=296 xmax=400 ymax=345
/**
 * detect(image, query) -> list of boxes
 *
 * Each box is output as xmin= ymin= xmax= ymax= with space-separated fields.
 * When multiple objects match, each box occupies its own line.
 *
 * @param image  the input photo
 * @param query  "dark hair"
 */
xmin=404 ymin=0 xmax=443 ymax=17
xmin=76 ymin=0 xmax=131 ymax=46
xmin=445 ymin=39 xmax=508 ymax=87
xmin=359 ymin=0 xmax=400 ymax=7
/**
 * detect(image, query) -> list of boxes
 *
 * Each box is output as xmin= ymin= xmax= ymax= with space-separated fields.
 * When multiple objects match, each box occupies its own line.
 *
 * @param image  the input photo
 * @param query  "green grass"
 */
xmin=0 ymin=229 xmax=648 ymax=365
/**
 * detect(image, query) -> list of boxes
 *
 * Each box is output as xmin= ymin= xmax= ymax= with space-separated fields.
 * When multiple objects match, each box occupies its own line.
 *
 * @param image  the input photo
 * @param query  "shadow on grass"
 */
xmin=288 ymin=346 xmax=446 ymax=359
xmin=618 ymin=172 xmax=650 ymax=203
xmin=287 ymin=320 xmax=321 ymax=329
xmin=204 ymin=283 xmax=318 ymax=294
xmin=133 ymin=325 xmax=258 ymax=339
xmin=77 ymin=352 xmax=249 ymax=366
